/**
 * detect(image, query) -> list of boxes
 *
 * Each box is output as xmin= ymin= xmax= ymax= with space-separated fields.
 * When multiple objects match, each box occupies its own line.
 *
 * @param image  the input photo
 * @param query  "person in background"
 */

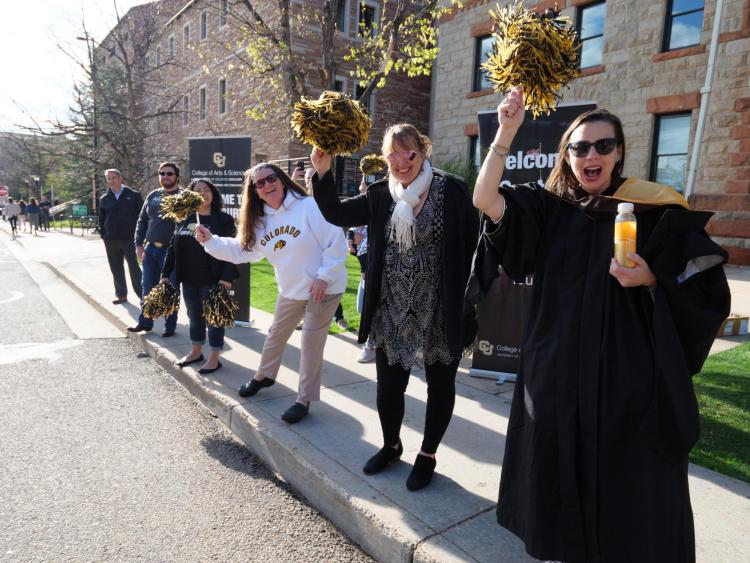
xmin=17 ymin=199 xmax=26 ymax=233
xmin=351 ymin=178 xmax=375 ymax=363
xmin=3 ymin=197 xmax=20 ymax=237
xmin=310 ymin=123 xmax=479 ymax=491
xmin=39 ymin=195 xmax=52 ymax=231
xmin=129 ymin=162 xmax=182 ymax=337
xmin=99 ymin=168 xmax=143 ymax=305
xmin=195 ymin=163 xmax=347 ymax=424
xmin=25 ymin=197 xmax=40 ymax=236
xmin=472 ymin=86 xmax=730 ymax=563
xmin=160 ymin=179 xmax=238 ymax=374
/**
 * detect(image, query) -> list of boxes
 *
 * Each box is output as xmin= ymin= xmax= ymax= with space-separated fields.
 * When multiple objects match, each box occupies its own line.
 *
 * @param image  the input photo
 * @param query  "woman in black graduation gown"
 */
xmin=160 ymin=179 xmax=238 ymax=374
xmin=472 ymin=87 xmax=730 ymax=563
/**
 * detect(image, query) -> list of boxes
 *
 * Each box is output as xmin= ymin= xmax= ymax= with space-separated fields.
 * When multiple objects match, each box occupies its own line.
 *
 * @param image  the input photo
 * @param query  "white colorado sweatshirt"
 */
xmin=202 ymin=191 xmax=348 ymax=300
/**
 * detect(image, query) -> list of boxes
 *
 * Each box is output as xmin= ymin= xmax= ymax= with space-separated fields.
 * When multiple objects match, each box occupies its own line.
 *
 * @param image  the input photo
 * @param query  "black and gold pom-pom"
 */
xmin=290 ymin=90 xmax=372 ymax=156
xmin=202 ymin=285 xmax=239 ymax=328
xmin=160 ymin=190 xmax=204 ymax=222
xmin=482 ymin=2 xmax=579 ymax=117
xmin=142 ymin=282 xmax=180 ymax=320
xmin=360 ymin=154 xmax=388 ymax=176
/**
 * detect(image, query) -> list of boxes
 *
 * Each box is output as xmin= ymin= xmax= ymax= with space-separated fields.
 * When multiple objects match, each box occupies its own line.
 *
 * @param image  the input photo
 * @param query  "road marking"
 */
xmin=0 ymin=290 xmax=23 ymax=305
xmin=0 ymin=339 xmax=84 ymax=364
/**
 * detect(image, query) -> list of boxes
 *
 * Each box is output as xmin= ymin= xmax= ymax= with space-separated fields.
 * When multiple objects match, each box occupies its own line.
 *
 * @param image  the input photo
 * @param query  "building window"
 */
xmin=182 ymin=95 xmax=189 ymax=126
xmin=358 ymin=1 xmax=378 ymax=38
xmin=650 ymin=112 xmax=691 ymax=192
xmin=183 ymin=23 xmax=190 ymax=47
xmin=199 ymin=86 xmax=207 ymax=120
xmin=663 ymin=0 xmax=704 ymax=51
xmin=220 ymin=0 xmax=228 ymax=26
xmin=144 ymin=54 xmax=150 ymax=73
xmin=200 ymin=11 xmax=208 ymax=40
xmin=156 ymin=47 xmax=162 ymax=67
xmin=355 ymin=83 xmax=374 ymax=115
xmin=473 ymin=35 xmax=494 ymax=91
xmin=337 ymin=0 xmax=348 ymax=35
xmin=168 ymin=35 xmax=174 ymax=61
xmin=334 ymin=78 xmax=346 ymax=92
xmin=469 ymin=136 xmax=485 ymax=171
xmin=577 ymin=1 xmax=606 ymax=68
xmin=218 ymin=78 xmax=227 ymax=114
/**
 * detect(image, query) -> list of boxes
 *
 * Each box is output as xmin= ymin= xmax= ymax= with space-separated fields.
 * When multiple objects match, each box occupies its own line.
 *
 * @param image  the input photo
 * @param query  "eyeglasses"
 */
xmin=566 ymin=138 xmax=619 ymax=158
xmin=386 ymin=150 xmax=417 ymax=163
xmin=159 ymin=171 xmax=176 ymax=176
xmin=254 ymin=173 xmax=279 ymax=189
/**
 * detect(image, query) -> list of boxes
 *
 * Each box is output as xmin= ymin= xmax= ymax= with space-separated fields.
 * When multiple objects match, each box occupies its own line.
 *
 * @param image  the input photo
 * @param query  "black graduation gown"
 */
xmin=484 ymin=182 xmax=730 ymax=563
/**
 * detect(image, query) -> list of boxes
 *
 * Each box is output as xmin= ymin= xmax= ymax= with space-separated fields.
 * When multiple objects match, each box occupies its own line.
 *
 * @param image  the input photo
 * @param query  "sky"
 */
xmin=0 ymin=0 xmax=148 ymax=132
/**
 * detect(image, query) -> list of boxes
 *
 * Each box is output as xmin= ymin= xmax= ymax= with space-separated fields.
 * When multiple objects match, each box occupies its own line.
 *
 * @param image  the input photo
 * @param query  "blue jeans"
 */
xmin=138 ymin=243 xmax=178 ymax=330
xmin=182 ymin=284 xmax=225 ymax=350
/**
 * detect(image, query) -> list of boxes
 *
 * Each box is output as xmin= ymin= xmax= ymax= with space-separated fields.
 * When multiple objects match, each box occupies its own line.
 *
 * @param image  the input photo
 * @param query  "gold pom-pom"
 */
xmin=290 ymin=90 xmax=372 ymax=156
xmin=160 ymin=190 xmax=204 ymax=222
xmin=360 ymin=154 xmax=388 ymax=176
xmin=142 ymin=282 xmax=180 ymax=320
xmin=482 ymin=2 xmax=579 ymax=117
xmin=202 ymin=285 xmax=239 ymax=328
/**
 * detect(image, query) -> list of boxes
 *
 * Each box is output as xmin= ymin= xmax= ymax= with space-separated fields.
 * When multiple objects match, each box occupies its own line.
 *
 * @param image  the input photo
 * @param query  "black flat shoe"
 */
xmin=127 ymin=324 xmax=151 ymax=333
xmin=406 ymin=454 xmax=437 ymax=491
xmin=161 ymin=329 xmax=176 ymax=337
xmin=198 ymin=362 xmax=223 ymax=375
xmin=176 ymin=354 xmax=204 ymax=368
xmin=281 ymin=402 xmax=309 ymax=423
xmin=112 ymin=296 xmax=127 ymax=304
xmin=363 ymin=440 xmax=403 ymax=475
xmin=238 ymin=377 xmax=275 ymax=397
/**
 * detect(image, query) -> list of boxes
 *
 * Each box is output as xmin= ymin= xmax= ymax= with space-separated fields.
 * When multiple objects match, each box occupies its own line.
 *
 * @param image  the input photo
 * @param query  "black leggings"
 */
xmin=375 ymin=349 xmax=460 ymax=455
xmin=9 ymin=216 xmax=18 ymax=232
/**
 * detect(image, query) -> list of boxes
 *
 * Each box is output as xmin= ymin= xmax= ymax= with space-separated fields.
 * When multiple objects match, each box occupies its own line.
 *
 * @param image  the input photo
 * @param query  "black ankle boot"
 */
xmin=406 ymin=454 xmax=436 ymax=491
xmin=363 ymin=440 xmax=403 ymax=475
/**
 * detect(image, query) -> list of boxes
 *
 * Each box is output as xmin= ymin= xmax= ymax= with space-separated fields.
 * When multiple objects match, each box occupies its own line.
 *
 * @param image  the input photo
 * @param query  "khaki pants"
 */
xmin=257 ymin=293 xmax=342 ymax=403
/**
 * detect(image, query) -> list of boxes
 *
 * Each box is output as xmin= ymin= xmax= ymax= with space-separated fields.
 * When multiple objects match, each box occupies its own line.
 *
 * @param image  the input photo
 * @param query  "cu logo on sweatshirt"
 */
xmin=273 ymin=240 xmax=287 ymax=251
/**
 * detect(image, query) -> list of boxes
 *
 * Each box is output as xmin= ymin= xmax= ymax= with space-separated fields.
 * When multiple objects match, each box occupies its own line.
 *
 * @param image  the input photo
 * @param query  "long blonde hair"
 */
xmin=237 ymin=163 xmax=308 ymax=251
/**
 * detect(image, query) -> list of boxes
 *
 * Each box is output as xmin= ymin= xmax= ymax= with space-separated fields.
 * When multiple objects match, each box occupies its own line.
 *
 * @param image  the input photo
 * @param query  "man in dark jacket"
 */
xmin=99 ymin=169 xmax=143 ymax=304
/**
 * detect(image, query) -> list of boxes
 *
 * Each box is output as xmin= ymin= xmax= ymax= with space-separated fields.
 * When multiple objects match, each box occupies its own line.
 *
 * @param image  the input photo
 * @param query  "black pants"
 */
xmin=8 ymin=216 xmax=18 ymax=233
xmin=375 ymin=349 xmax=460 ymax=455
xmin=103 ymin=238 xmax=142 ymax=299
xmin=39 ymin=212 xmax=50 ymax=231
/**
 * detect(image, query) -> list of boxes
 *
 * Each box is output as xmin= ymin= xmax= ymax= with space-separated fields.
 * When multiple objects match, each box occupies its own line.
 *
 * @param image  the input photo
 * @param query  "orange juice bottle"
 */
xmin=614 ymin=202 xmax=636 ymax=268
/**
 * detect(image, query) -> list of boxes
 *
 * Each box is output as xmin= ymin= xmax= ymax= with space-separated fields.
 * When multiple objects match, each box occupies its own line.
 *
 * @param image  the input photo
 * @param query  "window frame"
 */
xmin=218 ymin=78 xmax=227 ymax=115
xmin=473 ymin=34 xmax=494 ymax=92
xmin=662 ymin=0 xmax=704 ymax=52
xmin=337 ymin=0 xmax=349 ymax=36
xmin=649 ymin=111 xmax=692 ymax=192
xmin=357 ymin=0 xmax=379 ymax=38
xmin=168 ymin=34 xmax=175 ymax=61
xmin=183 ymin=23 xmax=190 ymax=48
xmin=576 ymin=0 xmax=606 ymax=69
xmin=182 ymin=95 xmax=189 ymax=126
xmin=220 ymin=0 xmax=228 ymax=27
xmin=355 ymin=82 xmax=375 ymax=115
xmin=155 ymin=46 xmax=162 ymax=68
xmin=200 ymin=11 xmax=208 ymax=41
xmin=199 ymin=85 xmax=207 ymax=120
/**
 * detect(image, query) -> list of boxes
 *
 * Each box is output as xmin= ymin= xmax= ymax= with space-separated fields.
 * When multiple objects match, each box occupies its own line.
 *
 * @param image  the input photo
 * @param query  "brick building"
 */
xmin=101 ymin=0 xmax=430 ymax=194
xmin=431 ymin=0 xmax=750 ymax=264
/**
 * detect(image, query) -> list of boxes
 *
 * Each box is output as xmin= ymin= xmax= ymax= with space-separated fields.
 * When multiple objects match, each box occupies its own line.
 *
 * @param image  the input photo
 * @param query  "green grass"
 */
xmin=690 ymin=342 xmax=750 ymax=482
xmin=250 ymin=254 xmax=363 ymax=334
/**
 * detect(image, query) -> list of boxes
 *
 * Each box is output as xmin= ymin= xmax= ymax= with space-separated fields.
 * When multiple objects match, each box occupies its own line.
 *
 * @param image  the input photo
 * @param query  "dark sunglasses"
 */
xmin=566 ymin=138 xmax=619 ymax=157
xmin=254 ymin=173 xmax=279 ymax=189
xmin=159 ymin=171 xmax=176 ymax=176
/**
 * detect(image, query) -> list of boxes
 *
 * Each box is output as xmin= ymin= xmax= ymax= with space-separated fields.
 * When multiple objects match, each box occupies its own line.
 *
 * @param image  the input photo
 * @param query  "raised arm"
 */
xmin=472 ymin=86 xmax=525 ymax=222
xmin=310 ymin=148 xmax=370 ymax=228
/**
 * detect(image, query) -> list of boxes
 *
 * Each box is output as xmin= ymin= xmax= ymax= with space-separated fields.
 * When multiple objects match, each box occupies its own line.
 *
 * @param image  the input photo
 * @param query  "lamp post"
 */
xmin=32 ymin=175 xmax=40 ymax=199
xmin=77 ymin=34 xmax=99 ymax=218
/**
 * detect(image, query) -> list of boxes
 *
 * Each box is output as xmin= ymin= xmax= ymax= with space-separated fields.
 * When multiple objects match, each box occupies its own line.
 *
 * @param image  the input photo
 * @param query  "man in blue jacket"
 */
xmin=129 ymin=162 xmax=182 ymax=337
xmin=99 ymin=169 xmax=143 ymax=304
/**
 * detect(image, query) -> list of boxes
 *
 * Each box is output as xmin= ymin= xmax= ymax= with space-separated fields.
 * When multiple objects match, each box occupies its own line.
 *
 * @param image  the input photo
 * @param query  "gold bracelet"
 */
xmin=490 ymin=143 xmax=510 ymax=158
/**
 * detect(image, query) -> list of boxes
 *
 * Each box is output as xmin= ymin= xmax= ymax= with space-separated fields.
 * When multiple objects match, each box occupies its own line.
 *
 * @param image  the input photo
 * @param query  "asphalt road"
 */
xmin=0 ymin=235 xmax=371 ymax=562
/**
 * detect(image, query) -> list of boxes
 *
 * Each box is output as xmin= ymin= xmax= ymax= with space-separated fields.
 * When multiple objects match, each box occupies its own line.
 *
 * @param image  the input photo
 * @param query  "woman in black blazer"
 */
xmin=311 ymin=123 xmax=479 ymax=491
xmin=161 ymin=179 xmax=238 ymax=374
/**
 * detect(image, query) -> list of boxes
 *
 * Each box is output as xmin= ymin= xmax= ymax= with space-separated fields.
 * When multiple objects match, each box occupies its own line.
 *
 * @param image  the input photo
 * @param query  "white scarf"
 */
xmin=388 ymin=161 xmax=433 ymax=251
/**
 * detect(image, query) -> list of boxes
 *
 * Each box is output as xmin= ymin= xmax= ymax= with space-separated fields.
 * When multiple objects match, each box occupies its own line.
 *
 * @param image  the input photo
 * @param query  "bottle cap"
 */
xmin=617 ymin=202 xmax=634 ymax=213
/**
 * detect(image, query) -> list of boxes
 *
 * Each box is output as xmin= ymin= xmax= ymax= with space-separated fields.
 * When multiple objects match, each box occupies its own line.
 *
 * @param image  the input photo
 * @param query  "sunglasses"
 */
xmin=254 ymin=173 xmax=279 ymax=189
xmin=566 ymin=138 xmax=619 ymax=158
xmin=159 ymin=171 xmax=176 ymax=176
xmin=386 ymin=150 xmax=417 ymax=163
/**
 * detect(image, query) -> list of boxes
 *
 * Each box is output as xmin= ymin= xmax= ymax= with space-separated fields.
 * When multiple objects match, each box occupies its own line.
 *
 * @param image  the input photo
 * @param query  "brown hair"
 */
xmin=237 ymin=163 xmax=308 ymax=251
xmin=545 ymin=109 xmax=626 ymax=197
xmin=158 ymin=161 xmax=180 ymax=178
xmin=381 ymin=123 xmax=433 ymax=159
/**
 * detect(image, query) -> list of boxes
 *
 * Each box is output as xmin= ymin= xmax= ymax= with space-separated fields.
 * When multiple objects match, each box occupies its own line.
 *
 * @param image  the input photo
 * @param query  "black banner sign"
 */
xmin=188 ymin=136 xmax=252 ymax=323
xmin=471 ymin=103 xmax=596 ymax=380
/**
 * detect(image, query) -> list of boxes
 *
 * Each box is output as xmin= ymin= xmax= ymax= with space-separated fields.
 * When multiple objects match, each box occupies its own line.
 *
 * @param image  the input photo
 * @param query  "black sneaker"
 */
xmin=238 ymin=377 xmax=275 ymax=397
xmin=406 ymin=454 xmax=437 ymax=491
xmin=281 ymin=402 xmax=309 ymax=423
xmin=363 ymin=440 xmax=403 ymax=475
xmin=127 ymin=324 xmax=151 ymax=333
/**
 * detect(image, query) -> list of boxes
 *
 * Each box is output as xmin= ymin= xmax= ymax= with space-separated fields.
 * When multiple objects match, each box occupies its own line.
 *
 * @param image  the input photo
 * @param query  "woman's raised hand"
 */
xmin=310 ymin=148 xmax=332 ymax=177
xmin=498 ymin=86 xmax=525 ymax=134
xmin=194 ymin=224 xmax=212 ymax=243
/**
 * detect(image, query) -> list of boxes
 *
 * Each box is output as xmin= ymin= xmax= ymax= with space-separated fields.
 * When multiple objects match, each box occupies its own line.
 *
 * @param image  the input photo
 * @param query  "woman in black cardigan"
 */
xmin=311 ymin=123 xmax=479 ymax=490
xmin=160 ymin=179 xmax=238 ymax=374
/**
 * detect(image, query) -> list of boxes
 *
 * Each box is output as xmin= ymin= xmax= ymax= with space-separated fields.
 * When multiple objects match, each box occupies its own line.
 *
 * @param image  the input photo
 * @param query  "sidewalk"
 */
xmin=3 ymin=226 xmax=749 ymax=563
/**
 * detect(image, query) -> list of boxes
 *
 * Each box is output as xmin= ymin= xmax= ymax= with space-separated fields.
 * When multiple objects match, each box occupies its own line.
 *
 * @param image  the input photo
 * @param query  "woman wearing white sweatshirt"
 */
xmin=195 ymin=163 xmax=348 ymax=423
